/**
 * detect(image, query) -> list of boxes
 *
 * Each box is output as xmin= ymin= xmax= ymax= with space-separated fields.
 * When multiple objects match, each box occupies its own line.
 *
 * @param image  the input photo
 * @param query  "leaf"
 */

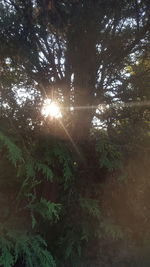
xmin=31 ymin=213 xmax=37 ymax=229
xmin=96 ymin=136 xmax=122 ymax=171
xmin=0 ymin=231 xmax=56 ymax=267
xmin=53 ymin=143 xmax=73 ymax=186
xmin=26 ymin=160 xmax=35 ymax=179
xmin=28 ymin=198 xmax=61 ymax=222
xmin=80 ymin=197 xmax=100 ymax=218
xmin=0 ymin=131 xmax=23 ymax=166
xmin=0 ymin=246 xmax=14 ymax=267
xmin=35 ymin=162 xmax=53 ymax=181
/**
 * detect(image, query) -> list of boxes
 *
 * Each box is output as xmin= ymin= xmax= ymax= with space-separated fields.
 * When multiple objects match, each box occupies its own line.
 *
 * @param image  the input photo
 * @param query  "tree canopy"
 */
xmin=0 ymin=0 xmax=150 ymax=137
xmin=0 ymin=0 xmax=150 ymax=266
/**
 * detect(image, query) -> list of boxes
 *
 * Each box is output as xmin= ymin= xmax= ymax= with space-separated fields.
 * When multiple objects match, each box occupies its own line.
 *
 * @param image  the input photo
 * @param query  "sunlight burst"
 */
xmin=42 ymin=99 xmax=62 ymax=118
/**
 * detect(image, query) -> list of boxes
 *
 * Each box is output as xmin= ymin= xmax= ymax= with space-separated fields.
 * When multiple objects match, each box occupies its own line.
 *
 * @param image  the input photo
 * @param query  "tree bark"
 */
xmin=67 ymin=1 xmax=98 ymax=140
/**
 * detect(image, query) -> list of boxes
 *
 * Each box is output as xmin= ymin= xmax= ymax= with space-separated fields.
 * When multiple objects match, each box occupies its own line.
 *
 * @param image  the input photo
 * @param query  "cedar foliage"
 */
xmin=0 ymin=0 xmax=150 ymax=266
xmin=0 ymin=125 xmax=125 ymax=266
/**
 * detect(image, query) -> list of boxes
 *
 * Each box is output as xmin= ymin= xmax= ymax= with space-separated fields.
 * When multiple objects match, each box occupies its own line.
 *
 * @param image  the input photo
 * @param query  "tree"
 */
xmin=0 ymin=1 xmax=150 ymax=266
xmin=0 ymin=0 xmax=150 ymax=139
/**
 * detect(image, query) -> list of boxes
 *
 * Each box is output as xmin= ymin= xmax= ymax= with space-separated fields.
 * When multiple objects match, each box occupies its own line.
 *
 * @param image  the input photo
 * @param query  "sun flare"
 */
xmin=42 ymin=99 xmax=62 ymax=118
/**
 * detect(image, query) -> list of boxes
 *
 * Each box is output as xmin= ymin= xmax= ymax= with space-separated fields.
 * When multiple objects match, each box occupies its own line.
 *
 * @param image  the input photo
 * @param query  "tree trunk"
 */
xmin=67 ymin=1 xmax=98 ymax=140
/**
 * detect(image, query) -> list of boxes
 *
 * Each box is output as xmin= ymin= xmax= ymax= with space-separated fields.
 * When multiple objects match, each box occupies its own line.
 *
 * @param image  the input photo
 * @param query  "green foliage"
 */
xmin=0 ymin=237 xmax=14 ymax=267
xmin=1 ymin=114 xmax=149 ymax=265
xmin=79 ymin=197 xmax=100 ymax=218
xmin=100 ymin=220 xmax=124 ymax=240
xmin=35 ymin=163 xmax=53 ymax=181
xmin=53 ymin=142 xmax=74 ymax=187
xmin=0 ymin=127 xmax=129 ymax=266
xmin=25 ymin=160 xmax=36 ymax=179
xmin=34 ymin=139 xmax=74 ymax=188
xmin=0 ymin=131 xmax=23 ymax=166
xmin=28 ymin=198 xmax=61 ymax=223
xmin=0 ymin=131 xmax=60 ymax=266
xmin=0 ymin=230 xmax=56 ymax=267
xmin=0 ymin=0 xmax=150 ymax=264
xmin=58 ymin=227 xmax=83 ymax=267
xmin=25 ymin=160 xmax=53 ymax=181
xmin=26 ymin=158 xmax=53 ymax=182
xmin=96 ymin=134 xmax=122 ymax=171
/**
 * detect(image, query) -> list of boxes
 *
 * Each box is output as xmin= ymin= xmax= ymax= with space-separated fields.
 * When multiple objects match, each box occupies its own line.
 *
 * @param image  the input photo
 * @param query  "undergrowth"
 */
xmin=0 ymin=129 xmax=124 ymax=266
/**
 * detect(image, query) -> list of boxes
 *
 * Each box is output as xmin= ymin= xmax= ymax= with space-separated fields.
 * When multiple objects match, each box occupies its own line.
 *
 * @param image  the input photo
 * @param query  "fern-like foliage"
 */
xmin=25 ymin=159 xmax=53 ymax=180
xmin=100 ymin=220 xmax=124 ymax=240
xmin=52 ymin=142 xmax=74 ymax=187
xmin=96 ymin=133 xmax=122 ymax=171
xmin=0 ymin=237 xmax=14 ymax=267
xmin=0 ymin=129 xmax=125 ymax=266
xmin=0 ymin=230 xmax=56 ymax=267
xmin=35 ymin=162 xmax=53 ymax=181
xmin=0 ymin=131 xmax=23 ymax=166
xmin=79 ymin=197 xmax=101 ymax=218
xmin=0 ymin=131 xmax=60 ymax=266
xmin=28 ymin=198 xmax=61 ymax=223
